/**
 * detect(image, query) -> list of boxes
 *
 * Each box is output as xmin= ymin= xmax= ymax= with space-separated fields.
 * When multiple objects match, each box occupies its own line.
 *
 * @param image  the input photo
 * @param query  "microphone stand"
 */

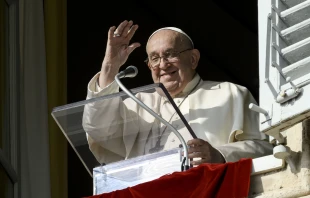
xmin=115 ymin=66 xmax=190 ymax=171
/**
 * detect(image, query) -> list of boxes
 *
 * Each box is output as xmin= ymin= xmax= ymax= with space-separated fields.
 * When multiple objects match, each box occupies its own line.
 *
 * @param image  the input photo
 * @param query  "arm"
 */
xmin=99 ymin=20 xmax=140 ymax=88
xmin=82 ymin=20 xmax=141 ymax=164
xmin=216 ymin=84 xmax=273 ymax=162
xmin=216 ymin=139 xmax=273 ymax=162
xmin=82 ymin=76 xmax=127 ymax=164
xmin=187 ymin=83 xmax=273 ymax=164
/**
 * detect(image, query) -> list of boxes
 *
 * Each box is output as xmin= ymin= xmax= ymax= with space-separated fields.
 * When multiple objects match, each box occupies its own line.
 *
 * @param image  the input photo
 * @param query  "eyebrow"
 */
xmin=148 ymin=48 xmax=176 ymax=57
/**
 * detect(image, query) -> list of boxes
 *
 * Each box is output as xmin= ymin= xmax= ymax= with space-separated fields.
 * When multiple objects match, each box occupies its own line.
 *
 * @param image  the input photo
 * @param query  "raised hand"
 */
xmin=100 ymin=20 xmax=140 ymax=87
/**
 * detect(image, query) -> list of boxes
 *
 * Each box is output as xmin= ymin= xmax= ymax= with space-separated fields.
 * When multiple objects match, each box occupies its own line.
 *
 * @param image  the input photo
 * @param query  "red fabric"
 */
xmin=85 ymin=158 xmax=252 ymax=198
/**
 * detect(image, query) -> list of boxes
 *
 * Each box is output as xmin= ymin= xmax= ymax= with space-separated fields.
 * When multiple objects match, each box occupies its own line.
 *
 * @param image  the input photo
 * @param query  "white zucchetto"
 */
xmin=148 ymin=27 xmax=194 ymax=47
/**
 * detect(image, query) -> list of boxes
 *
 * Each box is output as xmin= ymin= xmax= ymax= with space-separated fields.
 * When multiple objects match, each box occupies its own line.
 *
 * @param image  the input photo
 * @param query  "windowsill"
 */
xmin=251 ymin=154 xmax=285 ymax=176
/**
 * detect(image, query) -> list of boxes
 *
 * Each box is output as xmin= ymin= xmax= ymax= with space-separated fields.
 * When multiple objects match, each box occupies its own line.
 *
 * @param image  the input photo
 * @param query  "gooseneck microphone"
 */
xmin=117 ymin=65 xmax=138 ymax=79
xmin=115 ymin=66 xmax=190 ymax=171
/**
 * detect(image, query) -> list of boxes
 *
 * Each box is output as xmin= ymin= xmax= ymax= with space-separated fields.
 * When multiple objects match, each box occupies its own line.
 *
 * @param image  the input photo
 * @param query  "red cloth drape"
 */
xmin=86 ymin=158 xmax=252 ymax=198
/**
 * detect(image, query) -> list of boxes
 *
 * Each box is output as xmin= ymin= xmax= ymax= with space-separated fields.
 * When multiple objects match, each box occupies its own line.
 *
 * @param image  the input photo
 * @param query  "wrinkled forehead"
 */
xmin=146 ymin=30 xmax=181 ymax=55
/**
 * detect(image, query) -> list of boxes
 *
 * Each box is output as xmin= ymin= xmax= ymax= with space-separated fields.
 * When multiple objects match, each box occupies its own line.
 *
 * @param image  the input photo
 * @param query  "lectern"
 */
xmin=51 ymin=83 xmax=195 ymax=195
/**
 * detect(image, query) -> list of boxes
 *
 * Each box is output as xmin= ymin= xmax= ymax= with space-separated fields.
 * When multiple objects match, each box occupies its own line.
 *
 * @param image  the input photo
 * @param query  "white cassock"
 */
xmin=82 ymin=73 xmax=273 ymax=164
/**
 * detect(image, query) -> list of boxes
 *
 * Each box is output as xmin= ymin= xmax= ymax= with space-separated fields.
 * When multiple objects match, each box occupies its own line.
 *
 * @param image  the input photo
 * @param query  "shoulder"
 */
xmin=198 ymin=80 xmax=254 ymax=101
xmin=200 ymin=80 xmax=249 ymax=92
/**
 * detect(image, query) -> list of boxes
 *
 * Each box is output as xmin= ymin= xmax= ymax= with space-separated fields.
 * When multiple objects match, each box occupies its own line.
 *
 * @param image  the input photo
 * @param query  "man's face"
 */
xmin=146 ymin=30 xmax=198 ymax=97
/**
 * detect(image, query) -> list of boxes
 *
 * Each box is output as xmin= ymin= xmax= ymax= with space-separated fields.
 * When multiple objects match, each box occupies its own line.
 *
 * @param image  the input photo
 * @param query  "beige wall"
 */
xmin=249 ymin=119 xmax=310 ymax=197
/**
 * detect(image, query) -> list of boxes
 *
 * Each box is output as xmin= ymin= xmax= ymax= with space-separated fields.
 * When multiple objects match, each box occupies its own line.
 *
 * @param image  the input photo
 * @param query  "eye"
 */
xmin=166 ymin=51 xmax=176 ymax=58
xmin=151 ymin=57 xmax=159 ymax=62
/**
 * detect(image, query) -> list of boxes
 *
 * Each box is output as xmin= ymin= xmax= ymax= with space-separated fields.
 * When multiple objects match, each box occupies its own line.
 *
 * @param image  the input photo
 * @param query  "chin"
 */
xmin=163 ymin=81 xmax=177 ymax=89
xmin=164 ymin=84 xmax=180 ymax=96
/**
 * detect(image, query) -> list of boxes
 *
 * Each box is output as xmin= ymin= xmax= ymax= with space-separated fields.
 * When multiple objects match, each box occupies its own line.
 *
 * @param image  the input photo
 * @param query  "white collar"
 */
xmin=174 ymin=73 xmax=201 ymax=98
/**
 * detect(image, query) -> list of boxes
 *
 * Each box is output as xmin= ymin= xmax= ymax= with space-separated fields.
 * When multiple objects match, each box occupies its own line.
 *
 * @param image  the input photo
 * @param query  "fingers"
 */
xmin=188 ymin=145 xmax=202 ymax=153
xmin=186 ymin=141 xmax=225 ymax=164
xmin=186 ymin=138 xmax=216 ymax=165
xmin=107 ymin=20 xmax=139 ymax=46
xmin=127 ymin=24 xmax=139 ymax=40
xmin=108 ymin=26 xmax=117 ymax=40
xmin=114 ymin=20 xmax=128 ymax=35
xmin=187 ymin=138 xmax=206 ymax=146
xmin=127 ymin=42 xmax=141 ymax=54
xmin=191 ymin=158 xmax=208 ymax=166
xmin=113 ymin=20 xmax=137 ymax=38
xmin=188 ymin=151 xmax=203 ymax=159
xmin=187 ymin=149 xmax=208 ymax=166
xmin=121 ymin=20 xmax=133 ymax=37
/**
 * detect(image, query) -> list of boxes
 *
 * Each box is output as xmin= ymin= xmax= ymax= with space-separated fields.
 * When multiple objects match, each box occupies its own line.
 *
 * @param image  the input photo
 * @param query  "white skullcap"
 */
xmin=148 ymin=27 xmax=194 ymax=48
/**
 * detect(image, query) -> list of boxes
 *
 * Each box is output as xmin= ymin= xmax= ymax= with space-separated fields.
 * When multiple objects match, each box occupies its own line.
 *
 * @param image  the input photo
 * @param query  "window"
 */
xmin=258 ymin=0 xmax=310 ymax=135
xmin=247 ymin=0 xmax=310 ymax=175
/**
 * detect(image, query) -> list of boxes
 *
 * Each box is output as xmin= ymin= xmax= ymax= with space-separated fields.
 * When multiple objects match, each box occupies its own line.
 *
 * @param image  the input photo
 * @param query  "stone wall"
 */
xmin=249 ymin=119 xmax=310 ymax=197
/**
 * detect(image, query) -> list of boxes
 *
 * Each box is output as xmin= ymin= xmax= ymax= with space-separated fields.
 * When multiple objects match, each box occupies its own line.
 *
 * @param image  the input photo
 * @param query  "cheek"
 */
xmin=178 ymin=65 xmax=193 ymax=81
xmin=177 ymin=67 xmax=187 ymax=78
xmin=151 ymin=70 xmax=160 ymax=82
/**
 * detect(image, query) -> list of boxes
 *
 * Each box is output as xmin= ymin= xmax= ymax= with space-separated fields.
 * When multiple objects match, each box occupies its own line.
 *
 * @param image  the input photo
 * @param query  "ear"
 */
xmin=147 ymin=62 xmax=153 ymax=70
xmin=190 ymin=49 xmax=200 ymax=70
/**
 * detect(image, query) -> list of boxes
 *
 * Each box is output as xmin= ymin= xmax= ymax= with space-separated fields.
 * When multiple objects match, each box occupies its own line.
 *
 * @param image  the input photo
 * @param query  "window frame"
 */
xmin=1 ymin=0 xmax=21 ymax=197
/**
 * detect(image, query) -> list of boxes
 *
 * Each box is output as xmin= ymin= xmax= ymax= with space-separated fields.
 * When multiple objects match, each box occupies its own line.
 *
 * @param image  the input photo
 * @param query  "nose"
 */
xmin=158 ymin=57 xmax=170 ymax=69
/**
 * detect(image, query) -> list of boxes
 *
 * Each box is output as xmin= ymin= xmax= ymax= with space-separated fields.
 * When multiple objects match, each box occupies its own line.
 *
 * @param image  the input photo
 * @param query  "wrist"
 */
xmin=99 ymin=63 xmax=119 ymax=88
xmin=214 ymin=147 xmax=226 ymax=163
xmin=101 ymin=62 xmax=119 ymax=76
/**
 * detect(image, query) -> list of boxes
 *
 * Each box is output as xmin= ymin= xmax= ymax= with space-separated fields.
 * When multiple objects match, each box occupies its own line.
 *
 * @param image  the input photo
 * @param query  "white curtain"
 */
xmin=19 ymin=0 xmax=51 ymax=197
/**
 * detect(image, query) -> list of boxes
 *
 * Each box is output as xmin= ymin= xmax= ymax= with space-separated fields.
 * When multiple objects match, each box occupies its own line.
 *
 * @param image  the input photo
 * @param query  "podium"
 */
xmin=51 ymin=83 xmax=195 ymax=195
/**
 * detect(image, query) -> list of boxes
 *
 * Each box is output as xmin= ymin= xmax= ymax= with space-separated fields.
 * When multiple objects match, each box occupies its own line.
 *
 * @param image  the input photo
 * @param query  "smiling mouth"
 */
xmin=160 ymin=71 xmax=177 ymax=77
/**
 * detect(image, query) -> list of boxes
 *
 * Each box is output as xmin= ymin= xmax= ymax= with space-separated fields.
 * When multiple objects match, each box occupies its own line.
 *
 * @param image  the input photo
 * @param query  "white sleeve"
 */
xmin=216 ymin=83 xmax=273 ymax=162
xmin=216 ymin=139 xmax=273 ymax=162
xmin=83 ymin=72 xmax=126 ymax=164
xmin=86 ymin=72 xmax=119 ymax=99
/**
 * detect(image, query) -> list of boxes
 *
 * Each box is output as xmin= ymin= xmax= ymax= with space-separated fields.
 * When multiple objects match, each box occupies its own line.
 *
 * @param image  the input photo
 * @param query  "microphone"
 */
xmin=114 ymin=66 xmax=190 ymax=171
xmin=117 ymin=66 xmax=138 ymax=79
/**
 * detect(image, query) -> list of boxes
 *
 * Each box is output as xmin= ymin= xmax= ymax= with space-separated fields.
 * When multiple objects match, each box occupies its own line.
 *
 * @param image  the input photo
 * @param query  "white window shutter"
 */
xmin=257 ymin=0 xmax=310 ymax=138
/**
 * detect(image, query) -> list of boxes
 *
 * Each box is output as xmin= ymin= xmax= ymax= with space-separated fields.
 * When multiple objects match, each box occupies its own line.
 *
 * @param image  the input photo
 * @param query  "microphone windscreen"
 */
xmin=122 ymin=66 xmax=138 ymax=78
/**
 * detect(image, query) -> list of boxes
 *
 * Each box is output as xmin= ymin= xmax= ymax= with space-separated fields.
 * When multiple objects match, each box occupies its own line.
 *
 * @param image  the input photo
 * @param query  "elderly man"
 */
xmin=82 ymin=20 xmax=273 ymax=165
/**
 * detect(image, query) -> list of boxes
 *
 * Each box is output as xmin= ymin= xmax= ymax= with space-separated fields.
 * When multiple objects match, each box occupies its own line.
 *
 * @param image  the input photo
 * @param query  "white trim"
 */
xmin=281 ymin=18 xmax=310 ymax=36
xmin=251 ymin=155 xmax=285 ymax=176
xmin=280 ymin=0 xmax=310 ymax=18
xmin=281 ymin=36 xmax=310 ymax=55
